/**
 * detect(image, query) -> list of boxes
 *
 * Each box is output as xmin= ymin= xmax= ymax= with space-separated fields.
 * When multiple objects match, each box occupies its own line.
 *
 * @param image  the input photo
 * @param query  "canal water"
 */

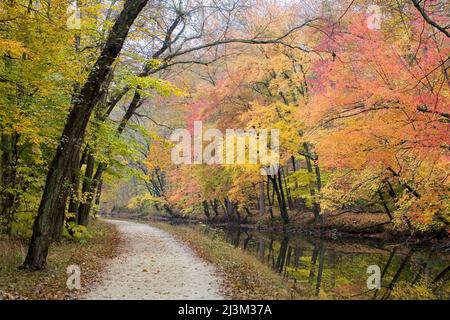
xmin=196 ymin=224 xmax=450 ymax=299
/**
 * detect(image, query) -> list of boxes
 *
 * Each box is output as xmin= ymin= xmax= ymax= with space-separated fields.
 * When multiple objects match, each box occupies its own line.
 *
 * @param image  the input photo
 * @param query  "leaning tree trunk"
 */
xmin=50 ymin=160 xmax=84 ymax=241
xmin=66 ymin=17 xmax=183 ymax=223
xmin=75 ymin=88 xmax=144 ymax=226
xmin=22 ymin=0 xmax=149 ymax=270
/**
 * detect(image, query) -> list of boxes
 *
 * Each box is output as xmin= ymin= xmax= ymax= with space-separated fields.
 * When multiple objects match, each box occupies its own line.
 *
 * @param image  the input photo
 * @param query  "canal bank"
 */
xmin=148 ymin=220 xmax=450 ymax=300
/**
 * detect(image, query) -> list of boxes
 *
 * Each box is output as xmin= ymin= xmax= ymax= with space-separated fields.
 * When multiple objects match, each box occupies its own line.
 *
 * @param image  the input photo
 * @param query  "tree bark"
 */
xmin=67 ymin=146 xmax=88 ymax=223
xmin=117 ymin=90 xmax=142 ymax=133
xmin=266 ymin=177 xmax=275 ymax=219
xmin=258 ymin=181 xmax=265 ymax=216
xmin=258 ymin=238 xmax=265 ymax=261
xmin=210 ymin=199 xmax=219 ymax=218
xmin=377 ymin=189 xmax=393 ymax=220
xmin=281 ymin=166 xmax=294 ymax=210
xmin=309 ymin=243 xmax=319 ymax=283
xmin=387 ymin=167 xmax=421 ymax=198
xmin=269 ymin=172 xmax=289 ymax=224
xmin=303 ymin=143 xmax=322 ymax=223
xmin=275 ymin=235 xmax=289 ymax=273
xmin=78 ymin=162 xmax=105 ymax=226
xmin=22 ymin=0 xmax=149 ymax=270
xmin=0 ymin=132 xmax=19 ymax=235
xmin=202 ymin=200 xmax=210 ymax=220
xmin=77 ymin=153 xmax=95 ymax=225
xmin=315 ymin=243 xmax=325 ymax=296
xmin=94 ymin=179 xmax=102 ymax=213
xmin=224 ymin=197 xmax=235 ymax=222
xmin=384 ymin=178 xmax=413 ymax=231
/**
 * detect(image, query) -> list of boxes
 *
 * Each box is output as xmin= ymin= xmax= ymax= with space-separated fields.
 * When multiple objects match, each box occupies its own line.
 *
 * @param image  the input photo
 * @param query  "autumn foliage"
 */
xmin=140 ymin=2 xmax=449 ymax=233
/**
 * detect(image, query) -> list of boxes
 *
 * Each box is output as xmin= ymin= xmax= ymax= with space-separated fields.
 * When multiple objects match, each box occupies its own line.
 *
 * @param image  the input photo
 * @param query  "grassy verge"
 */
xmin=0 ymin=219 xmax=120 ymax=300
xmin=149 ymin=221 xmax=305 ymax=300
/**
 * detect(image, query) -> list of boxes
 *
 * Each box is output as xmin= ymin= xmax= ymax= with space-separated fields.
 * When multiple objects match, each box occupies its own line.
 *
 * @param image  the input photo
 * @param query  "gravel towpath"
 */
xmin=81 ymin=219 xmax=224 ymax=300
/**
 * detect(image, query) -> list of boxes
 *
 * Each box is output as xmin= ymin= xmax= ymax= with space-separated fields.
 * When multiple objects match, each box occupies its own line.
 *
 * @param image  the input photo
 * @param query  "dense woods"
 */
xmin=0 ymin=0 xmax=449 ymax=272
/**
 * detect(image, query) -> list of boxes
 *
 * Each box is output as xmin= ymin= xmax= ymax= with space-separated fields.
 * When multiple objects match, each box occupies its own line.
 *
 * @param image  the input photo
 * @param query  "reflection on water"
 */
xmin=199 ymin=225 xmax=450 ymax=299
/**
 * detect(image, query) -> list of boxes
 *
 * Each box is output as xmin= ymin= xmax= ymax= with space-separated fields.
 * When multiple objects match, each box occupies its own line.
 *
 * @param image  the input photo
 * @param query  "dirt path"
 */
xmin=81 ymin=219 xmax=224 ymax=300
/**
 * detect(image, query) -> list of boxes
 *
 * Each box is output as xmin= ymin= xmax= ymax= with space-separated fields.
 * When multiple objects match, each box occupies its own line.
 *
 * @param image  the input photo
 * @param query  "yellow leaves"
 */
xmin=124 ymin=74 xmax=186 ymax=98
xmin=145 ymin=59 xmax=162 ymax=71
xmin=390 ymin=280 xmax=437 ymax=300
xmin=227 ymin=168 xmax=261 ymax=204
xmin=0 ymin=39 xmax=27 ymax=58
xmin=0 ymin=2 xmax=83 ymax=104
xmin=240 ymin=101 xmax=301 ymax=160
xmin=128 ymin=193 xmax=166 ymax=210
xmin=0 ymin=109 xmax=42 ymax=148
xmin=146 ymin=139 xmax=173 ymax=171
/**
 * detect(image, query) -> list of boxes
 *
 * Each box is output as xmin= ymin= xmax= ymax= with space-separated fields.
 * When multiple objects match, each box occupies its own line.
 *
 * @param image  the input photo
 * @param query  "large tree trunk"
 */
xmin=22 ymin=0 xmax=149 ymax=270
xmin=51 ymin=197 xmax=68 ymax=242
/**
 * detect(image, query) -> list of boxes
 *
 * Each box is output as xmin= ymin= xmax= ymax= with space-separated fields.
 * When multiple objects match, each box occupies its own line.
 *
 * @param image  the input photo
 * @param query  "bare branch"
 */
xmin=411 ymin=0 xmax=450 ymax=37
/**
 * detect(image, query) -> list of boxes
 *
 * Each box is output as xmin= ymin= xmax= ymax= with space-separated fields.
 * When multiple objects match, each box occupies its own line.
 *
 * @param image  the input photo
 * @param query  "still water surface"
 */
xmin=194 ymin=224 xmax=450 ymax=299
